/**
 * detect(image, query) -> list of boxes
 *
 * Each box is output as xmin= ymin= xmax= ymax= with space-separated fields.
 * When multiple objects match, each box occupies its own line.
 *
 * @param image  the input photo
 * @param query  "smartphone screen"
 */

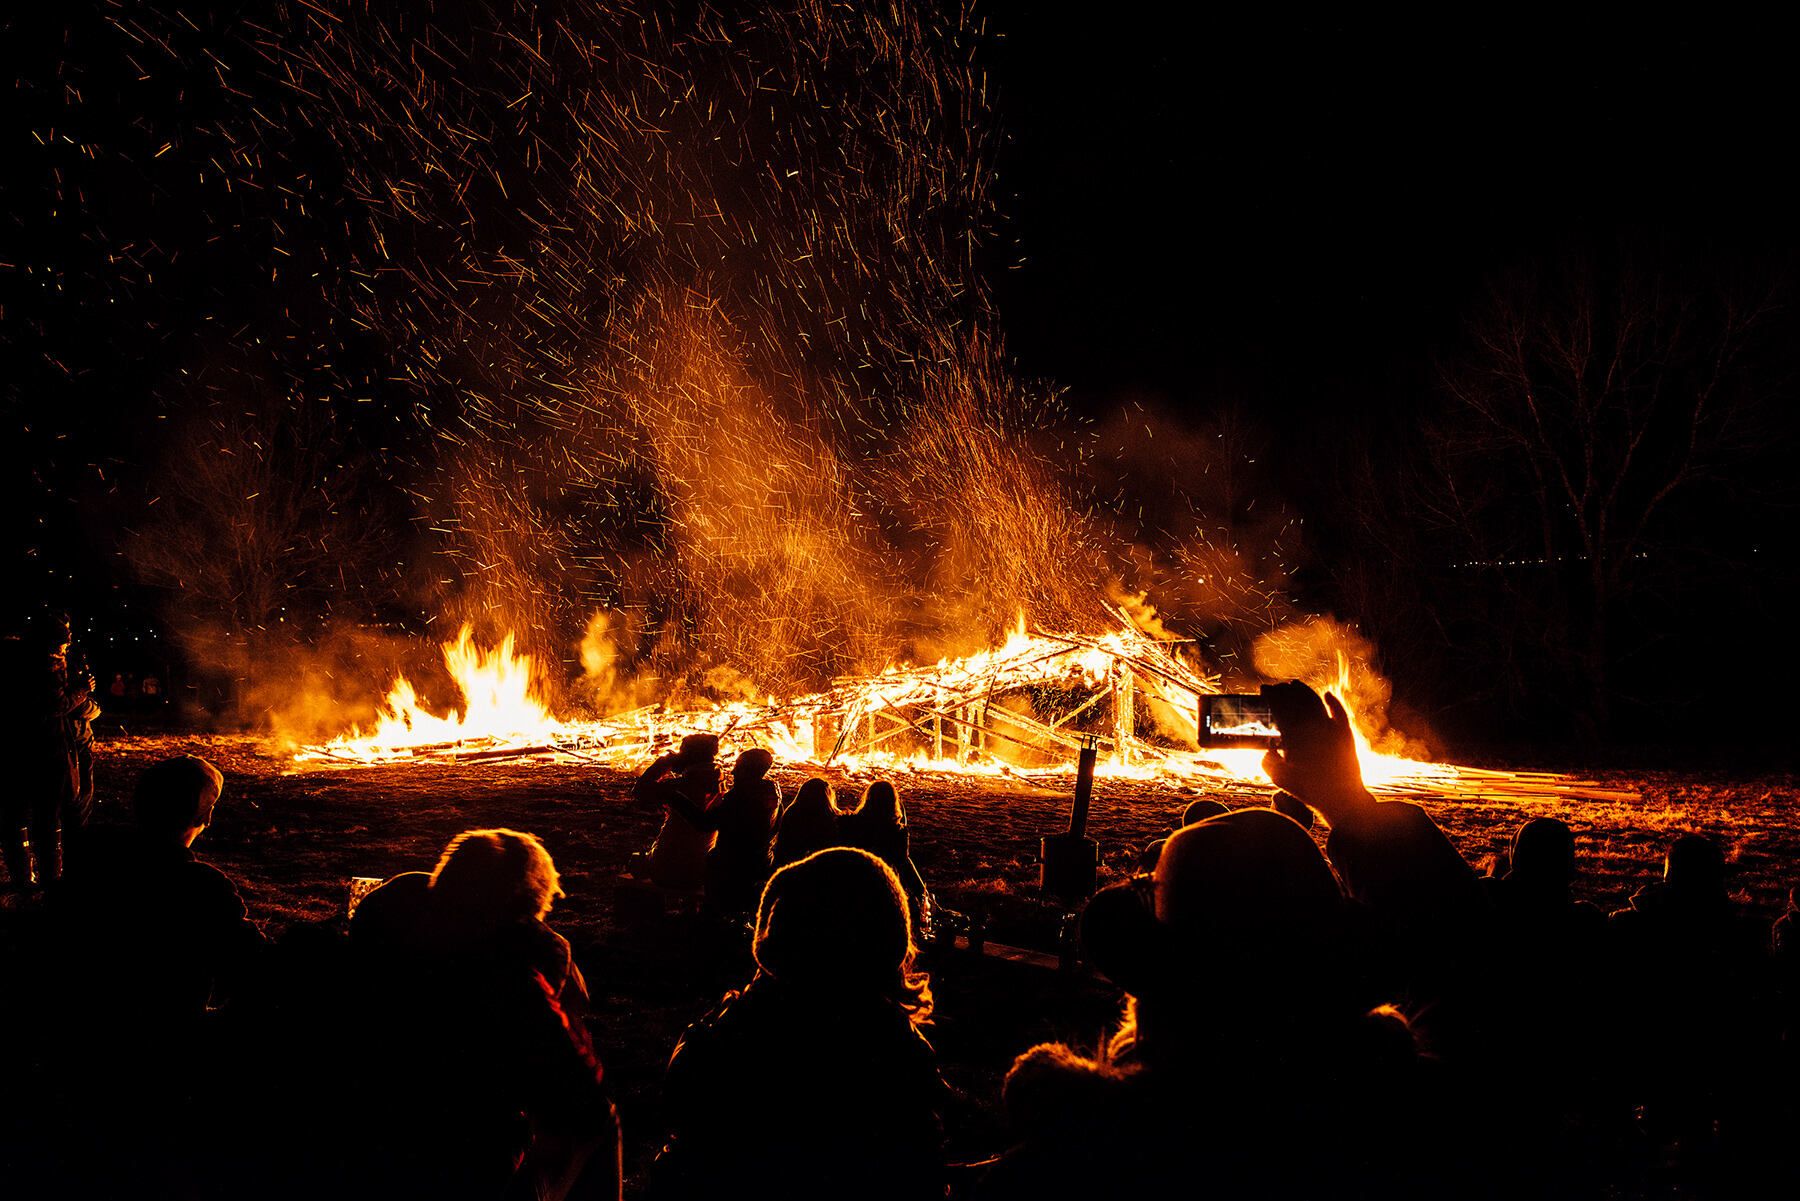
xmin=1199 ymin=694 xmax=1281 ymax=747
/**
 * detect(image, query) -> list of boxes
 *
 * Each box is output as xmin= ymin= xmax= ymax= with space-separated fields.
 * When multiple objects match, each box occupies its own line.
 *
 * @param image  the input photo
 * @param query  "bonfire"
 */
xmin=296 ymin=612 xmax=1634 ymax=806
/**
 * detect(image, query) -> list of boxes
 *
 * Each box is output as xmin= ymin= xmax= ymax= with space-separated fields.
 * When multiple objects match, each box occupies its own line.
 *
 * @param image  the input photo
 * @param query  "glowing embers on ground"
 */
xmin=293 ymin=614 xmax=1518 ymax=799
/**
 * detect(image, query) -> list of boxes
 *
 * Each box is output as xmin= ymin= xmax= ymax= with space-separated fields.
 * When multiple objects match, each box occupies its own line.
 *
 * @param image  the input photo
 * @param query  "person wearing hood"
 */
xmin=838 ymin=780 xmax=928 ymax=930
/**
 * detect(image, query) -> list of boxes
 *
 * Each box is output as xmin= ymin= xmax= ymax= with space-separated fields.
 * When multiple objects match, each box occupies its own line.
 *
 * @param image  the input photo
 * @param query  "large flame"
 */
xmin=323 ymin=627 xmax=573 ymax=760
xmin=298 ymin=613 xmax=1462 ymax=797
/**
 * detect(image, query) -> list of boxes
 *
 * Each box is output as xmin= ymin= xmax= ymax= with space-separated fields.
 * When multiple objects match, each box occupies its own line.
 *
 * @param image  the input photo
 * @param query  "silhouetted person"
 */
xmin=1262 ymin=681 xmax=1484 ymax=928
xmin=1608 ymin=834 xmax=1751 ymax=947
xmin=772 ymin=775 xmax=839 ymax=869
xmin=636 ymin=733 xmax=722 ymax=890
xmin=1773 ymin=885 xmax=1800 ymax=968
xmin=1607 ymin=833 xmax=1773 ymax=1188
xmin=331 ymin=829 xmax=618 ymax=1201
xmin=352 ymin=829 xmax=590 ymax=1022
xmin=984 ymin=809 xmax=1444 ymax=1201
xmin=1773 ymin=887 xmax=1800 ymax=1106
xmin=1479 ymin=818 xmax=1612 ymax=1195
xmin=1262 ymin=680 xmax=1488 ymax=1057
xmin=1484 ymin=817 xmax=1605 ymax=932
xmin=0 ymin=629 xmax=78 ymax=891
xmin=652 ymin=848 xmax=948 ymax=1201
xmin=839 ymin=780 xmax=928 ymax=926
xmin=659 ymin=748 xmax=781 ymax=917
xmin=1136 ymin=797 xmax=1228 ymax=872
xmin=52 ymin=611 xmax=100 ymax=843
xmin=52 ymin=755 xmax=264 ymax=1031
xmin=1773 ymin=886 xmax=1800 ymax=1016
xmin=41 ymin=755 xmax=265 ymax=1191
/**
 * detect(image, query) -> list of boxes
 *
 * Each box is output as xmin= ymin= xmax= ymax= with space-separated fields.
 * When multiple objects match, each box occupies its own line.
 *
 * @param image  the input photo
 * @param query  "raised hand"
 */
xmin=1260 ymin=681 xmax=1373 ymax=828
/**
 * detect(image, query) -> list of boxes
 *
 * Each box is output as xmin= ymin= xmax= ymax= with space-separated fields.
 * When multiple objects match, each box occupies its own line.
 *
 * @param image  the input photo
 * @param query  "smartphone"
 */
xmin=1199 ymin=693 xmax=1281 ymax=748
xmin=344 ymin=875 xmax=385 ymax=920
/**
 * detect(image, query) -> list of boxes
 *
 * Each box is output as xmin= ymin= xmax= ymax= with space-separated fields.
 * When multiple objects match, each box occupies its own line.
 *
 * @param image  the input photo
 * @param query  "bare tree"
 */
xmin=1415 ymin=249 xmax=1789 ymax=735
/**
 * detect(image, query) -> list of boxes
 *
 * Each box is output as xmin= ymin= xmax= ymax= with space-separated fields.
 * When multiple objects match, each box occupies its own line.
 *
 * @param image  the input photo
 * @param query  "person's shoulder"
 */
xmin=349 ymin=871 xmax=433 ymax=938
xmin=183 ymin=854 xmax=246 ymax=894
xmin=71 ymin=822 xmax=140 ymax=865
xmin=1570 ymin=898 xmax=1607 ymax=925
xmin=1367 ymin=799 xmax=1438 ymax=828
xmin=511 ymin=918 xmax=574 ymax=979
xmin=1001 ymin=1042 xmax=1130 ymax=1137
xmin=670 ymin=987 xmax=753 ymax=1064
xmin=177 ymin=855 xmax=253 ymax=917
xmin=1328 ymin=799 xmax=1449 ymax=857
xmin=366 ymin=870 xmax=431 ymax=902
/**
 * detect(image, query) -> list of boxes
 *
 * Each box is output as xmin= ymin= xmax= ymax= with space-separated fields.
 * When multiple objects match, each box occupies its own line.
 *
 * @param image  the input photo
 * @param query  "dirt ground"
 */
xmin=78 ymin=734 xmax=1800 ymax=1186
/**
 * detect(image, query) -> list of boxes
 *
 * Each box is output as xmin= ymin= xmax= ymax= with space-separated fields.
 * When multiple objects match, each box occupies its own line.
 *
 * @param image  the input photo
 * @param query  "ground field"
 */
xmin=77 ymin=734 xmax=1800 ymax=1185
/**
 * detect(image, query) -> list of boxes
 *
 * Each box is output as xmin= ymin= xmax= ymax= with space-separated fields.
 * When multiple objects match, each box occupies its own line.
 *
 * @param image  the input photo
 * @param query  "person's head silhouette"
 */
xmin=1508 ymin=817 xmax=1577 ymax=891
xmin=133 ymin=755 xmax=226 ymax=847
xmin=855 ymin=780 xmax=904 ymax=826
xmin=792 ymin=776 xmax=835 ymax=812
xmin=754 ymin=846 xmax=929 ymax=1019
xmin=1085 ymin=808 xmax=1348 ymax=1031
xmin=1181 ymin=799 xmax=1228 ymax=827
xmin=1663 ymin=833 xmax=1727 ymax=903
xmin=429 ymin=828 xmax=563 ymax=927
xmin=733 ymin=747 xmax=775 ymax=784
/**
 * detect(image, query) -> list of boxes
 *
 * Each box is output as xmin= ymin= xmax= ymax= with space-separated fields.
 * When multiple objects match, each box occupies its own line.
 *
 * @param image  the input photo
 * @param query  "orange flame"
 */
xmin=297 ymin=612 xmax=1459 ymax=797
xmin=309 ymin=626 xmax=571 ymax=763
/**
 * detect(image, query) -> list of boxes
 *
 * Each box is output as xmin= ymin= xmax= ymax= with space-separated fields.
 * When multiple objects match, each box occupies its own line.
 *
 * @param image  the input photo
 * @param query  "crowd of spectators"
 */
xmin=2 ymin=678 xmax=1796 ymax=1199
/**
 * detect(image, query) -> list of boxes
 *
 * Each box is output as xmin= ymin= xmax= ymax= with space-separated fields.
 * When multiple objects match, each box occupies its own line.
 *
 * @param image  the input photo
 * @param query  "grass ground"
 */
xmin=76 ymin=733 xmax=1800 ymax=1188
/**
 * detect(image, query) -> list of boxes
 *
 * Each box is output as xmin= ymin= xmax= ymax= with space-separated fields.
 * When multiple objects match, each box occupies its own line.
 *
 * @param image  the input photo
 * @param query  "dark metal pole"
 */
xmin=1042 ymin=734 xmax=1101 ymax=900
xmin=1068 ymin=735 xmax=1097 ymax=838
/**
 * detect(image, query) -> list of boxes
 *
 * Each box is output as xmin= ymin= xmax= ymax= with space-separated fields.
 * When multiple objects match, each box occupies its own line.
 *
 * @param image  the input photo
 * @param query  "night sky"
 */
xmin=982 ymin=10 xmax=1798 ymax=407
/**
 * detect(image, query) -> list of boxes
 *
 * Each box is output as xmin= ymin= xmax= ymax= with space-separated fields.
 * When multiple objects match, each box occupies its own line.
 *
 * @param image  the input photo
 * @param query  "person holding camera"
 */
xmin=652 ymin=748 xmax=782 ymax=919
xmin=1262 ymin=680 xmax=1490 ymax=1056
xmin=985 ymin=805 xmax=1444 ymax=1200
xmin=980 ymin=682 xmax=1494 ymax=1200
xmin=636 ymin=733 xmax=724 ymax=891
